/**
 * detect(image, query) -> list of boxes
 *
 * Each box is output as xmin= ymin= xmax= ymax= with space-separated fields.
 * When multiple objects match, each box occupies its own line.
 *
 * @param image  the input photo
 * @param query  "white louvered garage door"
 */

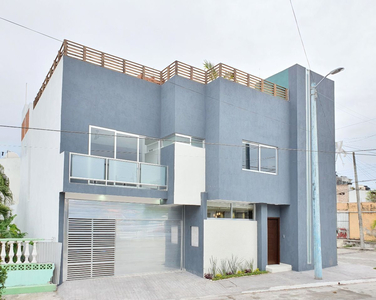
xmin=67 ymin=218 xmax=116 ymax=280
xmin=66 ymin=199 xmax=182 ymax=281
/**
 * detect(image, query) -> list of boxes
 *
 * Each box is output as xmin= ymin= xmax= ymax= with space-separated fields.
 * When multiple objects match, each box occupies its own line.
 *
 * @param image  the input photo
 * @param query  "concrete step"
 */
xmin=266 ymin=263 xmax=292 ymax=273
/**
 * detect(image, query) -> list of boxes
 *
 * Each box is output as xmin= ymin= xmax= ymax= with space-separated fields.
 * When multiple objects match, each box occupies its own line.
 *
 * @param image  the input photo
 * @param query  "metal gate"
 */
xmin=67 ymin=218 xmax=116 ymax=280
xmin=65 ymin=199 xmax=182 ymax=281
xmin=337 ymin=212 xmax=349 ymax=239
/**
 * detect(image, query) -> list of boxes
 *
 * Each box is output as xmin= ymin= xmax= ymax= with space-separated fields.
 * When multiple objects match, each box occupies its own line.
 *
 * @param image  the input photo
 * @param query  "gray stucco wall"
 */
xmin=57 ymin=56 xmax=336 ymax=274
xmin=184 ymin=193 xmax=207 ymax=276
xmin=278 ymin=65 xmax=337 ymax=271
xmin=205 ymin=77 xmax=290 ymax=205
xmin=256 ymin=204 xmax=267 ymax=271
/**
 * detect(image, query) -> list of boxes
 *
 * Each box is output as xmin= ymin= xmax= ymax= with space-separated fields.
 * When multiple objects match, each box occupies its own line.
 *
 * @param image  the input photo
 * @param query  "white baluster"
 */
xmin=8 ymin=241 xmax=14 ymax=264
xmin=16 ymin=241 xmax=22 ymax=264
xmin=31 ymin=241 xmax=37 ymax=263
xmin=24 ymin=241 xmax=30 ymax=263
xmin=0 ymin=242 xmax=5 ymax=264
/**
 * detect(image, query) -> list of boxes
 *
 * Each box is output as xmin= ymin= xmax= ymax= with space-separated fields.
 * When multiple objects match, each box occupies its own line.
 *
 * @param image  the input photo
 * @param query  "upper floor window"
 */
xmin=242 ymin=141 xmax=277 ymax=175
xmin=161 ymin=133 xmax=204 ymax=148
xmin=89 ymin=126 xmax=160 ymax=164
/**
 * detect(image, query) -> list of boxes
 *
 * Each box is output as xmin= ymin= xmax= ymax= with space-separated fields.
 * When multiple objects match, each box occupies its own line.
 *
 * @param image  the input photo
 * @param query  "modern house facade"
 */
xmin=18 ymin=40 xmax=337 ymax=282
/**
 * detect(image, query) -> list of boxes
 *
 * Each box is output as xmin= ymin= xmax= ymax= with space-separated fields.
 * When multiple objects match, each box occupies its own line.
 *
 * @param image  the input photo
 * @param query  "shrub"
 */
xmin=0 ymin=264 xmax=7 ymax=298
xmin=219 ymin=259 xmax=228 ymax=275
xmin=208 ymin=256 xmax=217 ymax=277
xmin=243 ymin=259 xmax=254 ymax=273
xmin=227 ymin=255 xmax=241 ymax=274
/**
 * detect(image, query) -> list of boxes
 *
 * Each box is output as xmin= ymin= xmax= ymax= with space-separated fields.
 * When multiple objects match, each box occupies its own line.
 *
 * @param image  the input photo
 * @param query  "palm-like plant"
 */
xmin=203 ymin=60 xmax=218 ymax=81
xmin=0 ymin=165 xmax=13 ymax=206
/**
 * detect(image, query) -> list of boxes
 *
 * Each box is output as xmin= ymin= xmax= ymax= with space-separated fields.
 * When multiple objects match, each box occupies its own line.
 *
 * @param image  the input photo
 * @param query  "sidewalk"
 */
xmin=5 ymin=248 xmax=376 ymax=300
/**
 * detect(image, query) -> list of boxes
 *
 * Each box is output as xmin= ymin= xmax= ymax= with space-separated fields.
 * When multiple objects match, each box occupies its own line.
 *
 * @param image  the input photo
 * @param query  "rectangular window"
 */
xmin=207 ymin=201 xmax=255 ymax=220
xmin=242 ymin=141 xmax=277 ymax=174
xmin=90 ymin=128 xmax=115 ymax=158
xmin=89 ymin=126 xmax=160 ymax=164
xmin=116 ymin=133 xmax=138 ymax=161
xmin=207 ymin=202 xmax=231 ymax=219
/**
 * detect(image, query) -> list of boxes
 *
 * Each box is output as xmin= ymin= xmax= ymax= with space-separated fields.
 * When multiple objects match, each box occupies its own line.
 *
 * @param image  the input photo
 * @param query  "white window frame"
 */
xmin=161 ymin=133 xmax=205 ymax=148
xmin=242 ymin=141 xmax=278 ymax=175
xmin=89 ymin=125 xmax=161 ymax=163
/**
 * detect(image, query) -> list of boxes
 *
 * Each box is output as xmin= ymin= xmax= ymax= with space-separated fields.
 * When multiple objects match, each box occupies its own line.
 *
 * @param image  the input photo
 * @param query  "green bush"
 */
xmin=0 ymin=265 xmax=7 ymax=299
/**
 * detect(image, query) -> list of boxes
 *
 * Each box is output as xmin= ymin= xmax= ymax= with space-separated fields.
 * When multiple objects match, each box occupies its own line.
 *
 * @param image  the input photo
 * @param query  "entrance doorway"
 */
xmin=268 ymin=218 xmax=280 ymax=265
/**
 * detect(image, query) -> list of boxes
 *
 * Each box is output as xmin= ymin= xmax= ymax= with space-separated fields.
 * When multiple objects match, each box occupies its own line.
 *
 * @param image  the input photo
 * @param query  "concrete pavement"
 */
xmin=5 ymin=248 xmax=376 ymax=300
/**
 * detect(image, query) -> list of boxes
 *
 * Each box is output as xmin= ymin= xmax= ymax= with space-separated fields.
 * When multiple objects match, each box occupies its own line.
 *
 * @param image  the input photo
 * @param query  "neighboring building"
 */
xmin=337 ymin=202 xmax=376 ymax=242
xmin=18 ymin=40 xmax=337 ymax=282
xmin=336 ymin=175 xmax=352 ymax=203
xmin=349 ymin=185 xmax=370 ymax=203
xmin=0 ymin=151 xmax=21 ymax=207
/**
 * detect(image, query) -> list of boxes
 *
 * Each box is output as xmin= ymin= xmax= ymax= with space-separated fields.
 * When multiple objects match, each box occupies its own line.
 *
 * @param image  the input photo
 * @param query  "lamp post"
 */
xmin=311 ymin=67 xmax=344 ymax=280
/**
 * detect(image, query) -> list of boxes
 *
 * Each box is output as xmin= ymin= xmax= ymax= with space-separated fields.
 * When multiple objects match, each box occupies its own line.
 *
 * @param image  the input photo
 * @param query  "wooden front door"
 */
xmin=268 ymin=218 xmax=280 ymax=265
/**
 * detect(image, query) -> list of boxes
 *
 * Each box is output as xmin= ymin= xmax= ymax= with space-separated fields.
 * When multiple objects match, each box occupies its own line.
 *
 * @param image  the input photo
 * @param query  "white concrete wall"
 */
xmin=203 ymin=219 xmax=258 ymax=274
xmin=0 ymin=152 xmax=21 ymax=206
xmin=174 ymin=143 xmax=205 ymax=205
xmin=18 ymin=60 xmax=64 ymax=240
xmin=349 ymin=190 xmax=368 ymax=203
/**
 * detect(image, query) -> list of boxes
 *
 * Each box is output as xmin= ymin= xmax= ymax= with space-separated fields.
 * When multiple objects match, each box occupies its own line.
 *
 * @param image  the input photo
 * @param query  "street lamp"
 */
xmin=311 ymin=67 xmax=344 ymax=280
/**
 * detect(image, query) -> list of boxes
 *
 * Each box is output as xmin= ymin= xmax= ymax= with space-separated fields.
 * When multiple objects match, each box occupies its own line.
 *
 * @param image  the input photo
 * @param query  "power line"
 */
xmin=0 ymin=16 xmax=62 ymax=42
xmin=288 ymin=0 xmax=311 ymax=69
xmin=336 ymin=117 xmax=376 ymax=130
xmin=2 ymin=124 xmax=376 ymax=157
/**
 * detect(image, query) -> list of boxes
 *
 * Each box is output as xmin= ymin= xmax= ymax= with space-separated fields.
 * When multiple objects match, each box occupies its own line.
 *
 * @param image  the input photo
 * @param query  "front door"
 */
xmin=268 ymin=218 xmax=280 ymax=265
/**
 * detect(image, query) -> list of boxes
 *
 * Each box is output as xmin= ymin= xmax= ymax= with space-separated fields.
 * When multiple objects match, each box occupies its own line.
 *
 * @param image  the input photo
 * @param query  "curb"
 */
xmin=242 ymin=277 xmax=376 ymax=294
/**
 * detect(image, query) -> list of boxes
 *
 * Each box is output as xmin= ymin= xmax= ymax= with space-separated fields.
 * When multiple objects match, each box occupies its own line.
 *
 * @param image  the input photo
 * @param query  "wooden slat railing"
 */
xmin=33 ymin=40 xmax=289 ymax=108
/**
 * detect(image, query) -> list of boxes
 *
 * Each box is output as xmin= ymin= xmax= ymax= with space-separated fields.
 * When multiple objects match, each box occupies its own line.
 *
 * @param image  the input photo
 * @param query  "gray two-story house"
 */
xmin=19 ymin=40 xmax=337 ymax=282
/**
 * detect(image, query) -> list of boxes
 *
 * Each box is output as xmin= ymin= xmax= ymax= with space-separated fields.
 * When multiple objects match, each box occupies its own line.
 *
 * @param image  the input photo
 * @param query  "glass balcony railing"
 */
xmin=69 ymin=153 xmax=167 ymax=190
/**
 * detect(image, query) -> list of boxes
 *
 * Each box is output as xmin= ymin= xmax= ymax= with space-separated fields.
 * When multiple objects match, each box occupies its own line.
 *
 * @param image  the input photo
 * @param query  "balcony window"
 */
xmin=89 ymin=126 xmax=160 ymax=164
xmin=90 ymin=128 xmax=115 ymax=158
xmin=242 ymin=141 xmax=277 ymax=175
xmin=116 ymin=133 xmax=138 ymax=161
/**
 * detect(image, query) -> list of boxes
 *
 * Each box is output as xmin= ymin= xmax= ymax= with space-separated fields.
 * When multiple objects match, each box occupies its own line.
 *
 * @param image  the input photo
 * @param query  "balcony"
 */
xmin=33 ymin=40 xmax=288 ymax=108
xmin=69 ymin=153 xmax=167 ymax=190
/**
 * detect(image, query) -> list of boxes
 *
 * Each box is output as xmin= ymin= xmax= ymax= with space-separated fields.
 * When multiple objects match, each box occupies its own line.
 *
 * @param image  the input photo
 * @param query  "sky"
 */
xmin=0 ymin=0 xmax=375 ymax=188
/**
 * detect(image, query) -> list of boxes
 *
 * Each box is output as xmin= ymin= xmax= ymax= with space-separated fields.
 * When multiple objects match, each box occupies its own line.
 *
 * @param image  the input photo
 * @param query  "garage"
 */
xmin=64 ymin=199 xmax=183 ymax=281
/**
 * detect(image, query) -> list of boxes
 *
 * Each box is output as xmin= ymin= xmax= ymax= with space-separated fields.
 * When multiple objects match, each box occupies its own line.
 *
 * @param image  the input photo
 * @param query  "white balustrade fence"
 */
xmin=0 ymin=239 xmax=43 ymax=264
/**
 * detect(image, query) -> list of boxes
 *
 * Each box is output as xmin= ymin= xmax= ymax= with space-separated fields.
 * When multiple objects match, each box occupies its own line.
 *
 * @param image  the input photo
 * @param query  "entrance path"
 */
xmin=5 ymin=248 xmax=376 ymax=300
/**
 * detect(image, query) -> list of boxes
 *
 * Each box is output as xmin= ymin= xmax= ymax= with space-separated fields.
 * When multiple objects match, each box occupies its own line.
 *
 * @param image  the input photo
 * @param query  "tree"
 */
xmin=0 ymin=164 xmax=25 ymax=238
xmin=366 ymin=190 xmax=376 ymax=203
xmin=0 ymin=165 xmax=13 ymax=207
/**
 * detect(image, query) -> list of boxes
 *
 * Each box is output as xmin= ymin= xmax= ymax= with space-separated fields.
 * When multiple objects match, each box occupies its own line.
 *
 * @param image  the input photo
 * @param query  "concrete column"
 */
xmin=256 ymin=203 xmax=268 ymax=271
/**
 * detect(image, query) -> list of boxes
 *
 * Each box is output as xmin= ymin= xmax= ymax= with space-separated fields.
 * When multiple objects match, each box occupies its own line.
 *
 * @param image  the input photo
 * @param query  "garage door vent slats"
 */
xmin=67 ymin=218 xmax=115 ymax=281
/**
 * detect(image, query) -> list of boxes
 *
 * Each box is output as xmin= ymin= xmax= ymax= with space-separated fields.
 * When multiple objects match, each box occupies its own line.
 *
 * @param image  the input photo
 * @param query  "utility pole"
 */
xmin=352 ymin=152 xmax=365 ymax=249
xmin=310 ymin=67 xmax=344 ymax=280
xmin=311 ymin=82 xmax=322 ymax=280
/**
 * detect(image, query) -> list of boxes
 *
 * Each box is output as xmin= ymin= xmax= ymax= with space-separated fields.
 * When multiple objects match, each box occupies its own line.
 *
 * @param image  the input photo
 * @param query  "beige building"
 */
xmin=336 ymin=175 xmax=351 ymax=203
xmin=337 ymin=202 xmax=376 ymax=242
